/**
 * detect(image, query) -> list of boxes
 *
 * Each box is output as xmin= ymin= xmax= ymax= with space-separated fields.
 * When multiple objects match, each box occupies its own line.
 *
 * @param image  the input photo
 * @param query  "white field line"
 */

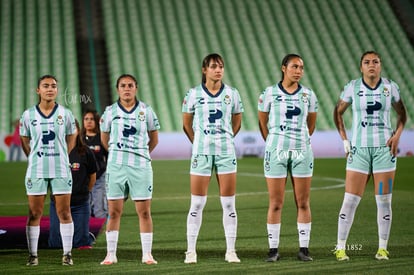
xmin=0 ymin=175 xmax=344 ymax=206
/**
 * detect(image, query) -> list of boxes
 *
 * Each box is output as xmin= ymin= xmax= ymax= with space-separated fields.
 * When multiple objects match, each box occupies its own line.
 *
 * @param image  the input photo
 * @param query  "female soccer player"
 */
xmin=100 ymin=74 xmax=160 ymax=265
xmin=333 ymin=51 xmax=407 ymax=261
xmin=20 ymin=75 xmax=77 ymax=266
xmin=182 ymin=53 xmax=244 ymax=264
xmin=258 ymin=54 xmax=318 ymax=262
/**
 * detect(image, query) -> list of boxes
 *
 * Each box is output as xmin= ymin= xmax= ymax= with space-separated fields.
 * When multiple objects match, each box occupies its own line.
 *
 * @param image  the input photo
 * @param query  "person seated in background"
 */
xmin=49 ymin=119 xmax=97 ymax=249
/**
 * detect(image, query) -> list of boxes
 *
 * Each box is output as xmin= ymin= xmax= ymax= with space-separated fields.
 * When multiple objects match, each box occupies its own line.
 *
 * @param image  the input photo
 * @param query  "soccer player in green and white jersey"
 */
xmin=20 ymin=75 xmax=77 ymax=266
xmin=182 ymin=53 xmax=244 ymax=264
xmin=333 ymin=51 xmax=407 ymax=261
xmin=258 ymin=54 xmax=318 ymax=262
xmin=99 ymin=74 xmax=160 ymax=266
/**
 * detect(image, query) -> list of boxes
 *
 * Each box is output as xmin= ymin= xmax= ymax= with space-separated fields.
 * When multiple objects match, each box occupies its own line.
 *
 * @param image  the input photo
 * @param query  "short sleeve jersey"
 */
xmin=182 ymin=83 xmax=244 ymax=155
xmin=100 ymin=100 xmax=160 ymax=167
xmin=258 ymin=83 xmax=318 ymax=150
xmin=340 ymin=77 xmax=400 ymax=147
xmin=20 ymin=104 xmax=76 ymax=178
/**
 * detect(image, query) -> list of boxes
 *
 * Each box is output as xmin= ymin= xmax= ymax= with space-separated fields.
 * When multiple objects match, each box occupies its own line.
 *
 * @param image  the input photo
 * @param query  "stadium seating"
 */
xmin=101 ymin=0 xmax=414 ymax=132
xmin=0 ymin=0 xmax=81 ymax=133
xmin=1 ymin=0 xmax=412 ymax=133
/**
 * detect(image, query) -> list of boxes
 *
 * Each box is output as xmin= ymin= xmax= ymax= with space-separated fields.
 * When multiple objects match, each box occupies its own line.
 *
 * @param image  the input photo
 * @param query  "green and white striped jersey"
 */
xmin=100 ymin=100 xmax=160 ymax=167
xmin=182 ymin=83 xmax=244 ymax=155
xmin=20 ymin=104 xmax=76 ymax=178
xmin=340 ymin=78 xmax=400 ymax=147
xmin=258 ymin=83 xmax=318 ymax=150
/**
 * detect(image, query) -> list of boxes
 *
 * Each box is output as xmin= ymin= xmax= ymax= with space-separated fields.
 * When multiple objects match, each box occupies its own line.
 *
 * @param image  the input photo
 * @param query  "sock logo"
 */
xmin=228 ymin=212 xmax=236 ymax=218
xmin=340 ymin=214 xmax=346 ymax=220
xmin=299 ymin=230 xmax=306 ymax=235
xmin=383 ymin=214 xmax=390 ymax=221
xmin=268 ymin=234 xmax=273 ymax=239
xmin=190 ymin=212 xmax=197 ymax=217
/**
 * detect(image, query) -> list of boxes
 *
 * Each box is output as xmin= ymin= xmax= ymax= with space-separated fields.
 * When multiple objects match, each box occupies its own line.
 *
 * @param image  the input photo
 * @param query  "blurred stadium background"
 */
xmin=0 ymin=0 xmax=413 ymax=159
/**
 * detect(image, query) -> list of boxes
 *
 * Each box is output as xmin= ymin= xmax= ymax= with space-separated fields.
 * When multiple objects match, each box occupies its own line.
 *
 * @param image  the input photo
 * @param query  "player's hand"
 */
xmin=343 ymin=140 xmax=351 ymax=154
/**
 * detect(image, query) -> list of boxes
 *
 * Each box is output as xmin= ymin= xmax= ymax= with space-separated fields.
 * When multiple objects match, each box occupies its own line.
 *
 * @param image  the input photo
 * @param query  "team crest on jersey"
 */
xmin=192 ymin=158 xmax=198 ymax=169
xmin=138 ymin=111 xmax=146 ymax=121
xmin=26 ymin=178 xmax=33 ymax=189
xmin=301 ymin=93 xmax=308 ymax=103
xmin=224 ymin=95 xmax=231 ymax=105
xmin=265 ymin=161 xmax=270 ymax=171
xmin=56 ymin=115 xmax=64 ymax=125
xmin=383 ymin=87 xmax=390 ymax=97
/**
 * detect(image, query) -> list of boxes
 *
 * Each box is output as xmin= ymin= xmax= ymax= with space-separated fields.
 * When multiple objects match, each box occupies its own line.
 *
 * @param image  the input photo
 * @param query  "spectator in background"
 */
xmin=82 ymin=110 xmax=108 ymax=219
xmin=258 ymin=54 xmax=318 ymax=262
xmin=49 ymin=119 xmax=97 ymax=249
xmin=9 ymin=119 xmax=22 ymax=161
xmin=333 ymin=51 xmax=407 ymax=261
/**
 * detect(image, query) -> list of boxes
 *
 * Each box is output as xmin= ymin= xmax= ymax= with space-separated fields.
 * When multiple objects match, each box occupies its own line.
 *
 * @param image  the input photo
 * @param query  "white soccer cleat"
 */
xmin=184 ymin=251 xmax=197 ymax=264
xmin=225 ymin=251 xmax=241 ymax=263
xmin=100 ymin=254 xmax=118 ymax=265
xmin=142 ymin=253 xmax=158 ymax=265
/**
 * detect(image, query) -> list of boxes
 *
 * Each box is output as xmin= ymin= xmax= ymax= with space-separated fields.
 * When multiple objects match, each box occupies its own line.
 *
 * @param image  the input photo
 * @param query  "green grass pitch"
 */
xmin=0 ymin=157 xmax=413 ymax=274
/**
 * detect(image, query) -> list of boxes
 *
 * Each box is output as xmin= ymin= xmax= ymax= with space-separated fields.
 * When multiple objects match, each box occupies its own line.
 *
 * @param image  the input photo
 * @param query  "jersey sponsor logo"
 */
xmin=208 ymin=109 xmax=223 ymax=123
xmin=122 ymin=124 xmax=137 ymax=137
xmin=366 ymin=101 xmax=382 ymax=114
xmin=285 ymin=105 xmax=301 ymax=119
xmin=42 ymin=130 xmax=56 ymax=144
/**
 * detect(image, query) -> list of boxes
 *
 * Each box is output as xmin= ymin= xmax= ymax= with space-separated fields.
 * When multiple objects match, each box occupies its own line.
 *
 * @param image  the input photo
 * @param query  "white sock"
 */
xmin=298 ymin=222 xmax=311 ymax=248
xmin=220 ymin=195 xmax=237 ymax=252
xmin=106 ymin=231 xmax=119 ymax=257
xmin=337 ymin=192 xmax=361 ymax=249
xmin=186 ymin=195 xmax=207 ymax=252
xmin=140 ymin=232 xmax=153 ymax=256
xmin=60 ymin=222 xmax=74 ymax=255
xmin=267 ymin=223 xmax=281 ymax=249
xmin=26 ymin=226 xmax=40 ymax=256
xmin=376 ymin=194 xmax=392 ymax=250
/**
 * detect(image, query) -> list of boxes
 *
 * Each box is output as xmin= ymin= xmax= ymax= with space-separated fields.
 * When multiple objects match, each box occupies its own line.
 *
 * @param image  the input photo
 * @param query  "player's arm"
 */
xmin=148 ymin=130 xmax=159 ymax=153
xmin=258 ymin=111 xmax=269 ymax=141
xmin=307 ymin=112 xmax=317 ymax=136
xmin=101 ymin=131 xmax=110 ymax=152
xmin=333 ymin=99 xmax=350 ymax=141
xmin=20 ymin=136 xmax=31 ymax=157
xmin=182 ymin=112 xmax=194 ymax=143
xmin=66 ymin=134 xmax=76 ymax=154
xmin=387 ymin=99 xmax=407 ymax=156
xmin=232 ymin=113 xmax=242 ymax=136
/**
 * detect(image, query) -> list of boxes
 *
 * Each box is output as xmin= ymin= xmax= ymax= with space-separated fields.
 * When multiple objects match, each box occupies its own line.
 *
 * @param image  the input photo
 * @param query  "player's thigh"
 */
xmin=128 ymin=165 xmax=153 ymax=201
xmin=264 ymin=148 xmax=289 ymax=178
xmin=106 ymin=163 xmax=128 ymax=200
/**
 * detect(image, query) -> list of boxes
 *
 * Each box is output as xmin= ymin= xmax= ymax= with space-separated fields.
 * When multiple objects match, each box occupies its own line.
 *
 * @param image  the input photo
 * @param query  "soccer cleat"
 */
xmin=334 ymin=249 xmax=349 ymax=261
xmin=225 ymin=250 xmax=241 ymax=263
xmin=62 ymin=253 xmax=73 ymax=266
xmin=375 ymin=248 xmax=389 ymax=260
xmin=142 ymin=253 xmax=158 ymax=265
xmin=26 ymin=255 xmax=38 ymax=266
xmin=184 ymin=251 xmax=197 ymax=264
xmin=100 ymin=254 xmax=118 ymax=265
xmin=266 ymin=248 xmax=280 ymax=262
xmin=297 ymin=247 xmax=313 ymax=261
